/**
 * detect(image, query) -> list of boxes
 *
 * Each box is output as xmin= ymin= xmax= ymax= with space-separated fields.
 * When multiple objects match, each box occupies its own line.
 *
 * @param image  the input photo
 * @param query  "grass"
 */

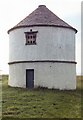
xmin=2 ymin=75 xmax=82 ymax=119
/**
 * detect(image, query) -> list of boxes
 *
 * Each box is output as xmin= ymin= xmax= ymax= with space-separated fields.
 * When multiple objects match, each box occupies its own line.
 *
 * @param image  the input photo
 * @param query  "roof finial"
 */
xmin=38 ymin=5 xmax=46 ymax=8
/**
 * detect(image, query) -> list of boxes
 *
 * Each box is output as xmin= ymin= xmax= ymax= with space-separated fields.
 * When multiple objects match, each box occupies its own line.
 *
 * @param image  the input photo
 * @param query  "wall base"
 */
xmin=8 ymin=62 xmax=76 ymax=90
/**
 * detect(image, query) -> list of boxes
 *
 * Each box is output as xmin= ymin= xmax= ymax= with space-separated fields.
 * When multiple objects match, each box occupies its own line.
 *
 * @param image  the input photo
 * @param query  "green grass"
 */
xmin=2 ymin=75 xmax=82 ymax=119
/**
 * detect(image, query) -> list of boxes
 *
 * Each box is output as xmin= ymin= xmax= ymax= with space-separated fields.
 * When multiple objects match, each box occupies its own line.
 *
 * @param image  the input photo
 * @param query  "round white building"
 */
xmin=8 ymin=5 xmax=77 ymax=90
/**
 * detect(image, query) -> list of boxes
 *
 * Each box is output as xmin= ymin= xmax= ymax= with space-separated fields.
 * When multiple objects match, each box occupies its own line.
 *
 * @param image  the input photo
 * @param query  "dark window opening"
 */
xmin=33 ymin=35 xmax=36 ymax=39
xmin=31 ymin=36 xmax=32 ymax=39
xmin=33 ymin=41 xmax=35 ymax=44
xmin=30 ymin=29 xmax=32 ymax=32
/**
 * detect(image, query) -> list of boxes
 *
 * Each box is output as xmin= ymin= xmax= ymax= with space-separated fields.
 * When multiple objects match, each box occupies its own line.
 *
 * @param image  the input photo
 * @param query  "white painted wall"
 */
xmin=9 ymin=26 xmax=76 ymax=89
xmin=9 ymin=26 xmax=75 ymax=62
xmin=8 ymin=62 xmax=76 ymax=90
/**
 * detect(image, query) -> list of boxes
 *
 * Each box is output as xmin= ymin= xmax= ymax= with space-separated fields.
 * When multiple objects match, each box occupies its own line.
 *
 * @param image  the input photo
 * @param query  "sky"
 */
xmin=0 ymin=0 xmax=81 ymax=75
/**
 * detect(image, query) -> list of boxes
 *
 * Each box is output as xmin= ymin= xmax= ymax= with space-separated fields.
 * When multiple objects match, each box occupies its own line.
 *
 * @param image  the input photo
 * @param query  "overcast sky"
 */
xmin=0 ymin=0 xmax=81 ymax=74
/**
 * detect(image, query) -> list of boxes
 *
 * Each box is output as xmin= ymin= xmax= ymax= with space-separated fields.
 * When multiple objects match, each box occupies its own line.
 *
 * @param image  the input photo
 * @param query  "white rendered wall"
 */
xmin=9 ymin=26 xmax=75 ymax=63
xmin=8 ymin=62 xmax=76 ymax=90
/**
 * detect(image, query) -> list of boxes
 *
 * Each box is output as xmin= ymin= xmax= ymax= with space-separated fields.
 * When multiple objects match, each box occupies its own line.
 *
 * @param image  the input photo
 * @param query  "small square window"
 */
xmin=24 ymin=30 xmax=38 ymax=45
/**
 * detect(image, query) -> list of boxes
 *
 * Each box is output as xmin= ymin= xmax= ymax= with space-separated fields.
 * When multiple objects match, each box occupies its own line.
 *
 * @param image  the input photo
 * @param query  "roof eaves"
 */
xmin=7 ymin=24 xmax=77 ymax=34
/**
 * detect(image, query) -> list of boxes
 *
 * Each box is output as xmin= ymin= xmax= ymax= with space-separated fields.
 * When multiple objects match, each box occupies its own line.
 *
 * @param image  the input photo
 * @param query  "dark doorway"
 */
xmin=26 ymin=69 xmax=34 ymax=88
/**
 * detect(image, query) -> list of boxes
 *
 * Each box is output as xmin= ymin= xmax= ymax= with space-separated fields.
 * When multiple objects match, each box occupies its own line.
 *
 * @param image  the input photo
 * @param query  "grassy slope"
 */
xmin=2 ymin=75 xmax=82 ymax=119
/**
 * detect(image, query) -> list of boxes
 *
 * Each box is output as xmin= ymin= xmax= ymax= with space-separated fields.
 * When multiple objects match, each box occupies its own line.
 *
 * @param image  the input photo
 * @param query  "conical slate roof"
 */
xmin=8 ymin=5 xmax=77 ymax=33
